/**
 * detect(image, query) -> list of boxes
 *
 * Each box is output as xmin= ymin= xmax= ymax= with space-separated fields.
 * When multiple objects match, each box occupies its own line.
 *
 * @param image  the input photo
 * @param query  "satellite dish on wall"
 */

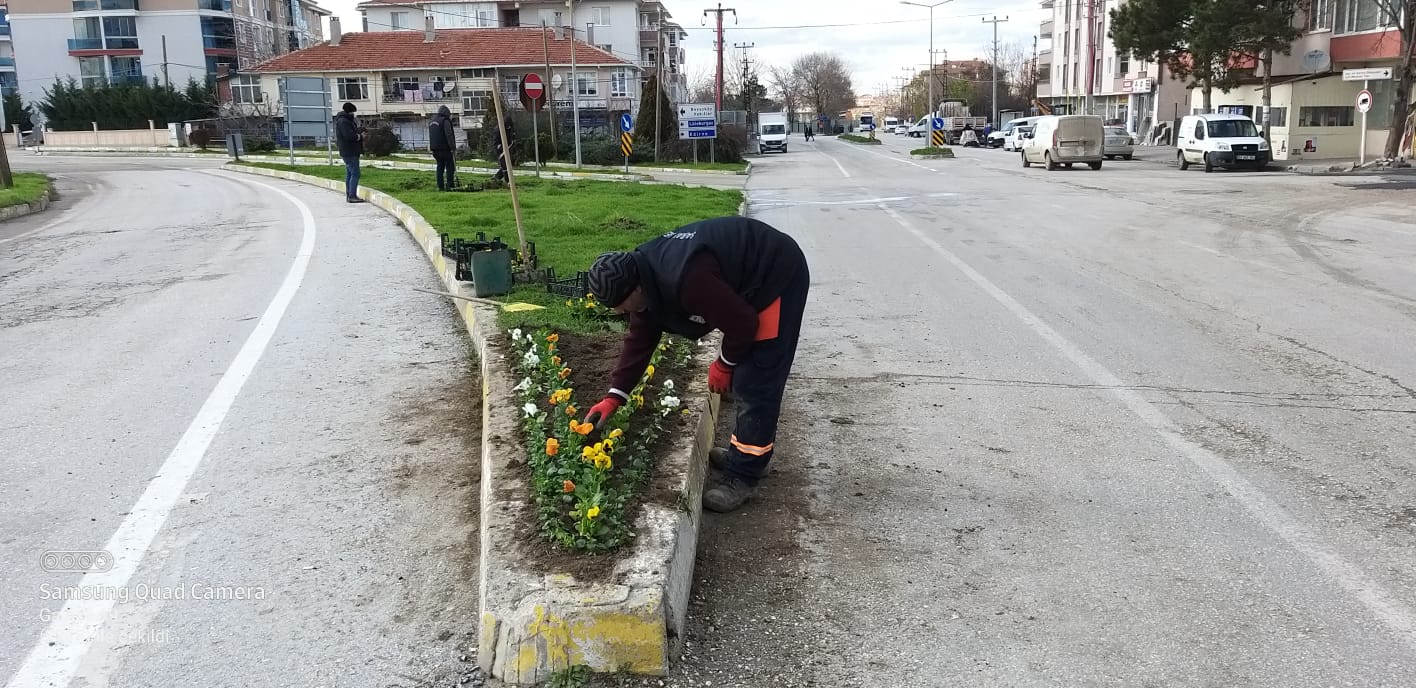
xmin=551 ymin=73 xmax=563 ymax=90
xmin=1303 ymin=49 xmax=1330 ymax=73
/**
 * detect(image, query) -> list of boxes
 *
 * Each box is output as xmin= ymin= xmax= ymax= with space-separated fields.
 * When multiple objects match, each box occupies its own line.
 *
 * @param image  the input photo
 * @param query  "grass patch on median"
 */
xmin=839 ymin=134 xmax=883 ymax=145
xmin=910 ymin=147 xmax=956 ymax=158
xmin=0 ymin=173 xmax=52 ymax=208
xmin=238 ymin=162 xmax=741 ymax=334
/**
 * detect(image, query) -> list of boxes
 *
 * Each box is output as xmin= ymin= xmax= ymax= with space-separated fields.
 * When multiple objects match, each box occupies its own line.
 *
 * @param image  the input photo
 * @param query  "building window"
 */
xmin=1261 ymin=107 xmax=1288 ymax=128
xmin=590 ymin=6 xmax=610 ymax=25
xmin=337 ymin=77 xmax=369 ymax=101
xmin=642 ymin=47 xmax=656 ymax=66
xmin=233 ymin=74 xmax=264 ymax=103
xmin=201 ymin=16 xmax=235 ymax=50
xmin=575 ymin=71 xmax=598 ymax=96
xmin=461 ymin=68 xmax=492 ymax=78
xmin=461 ymin=88 xmax=491 ymax=116
xmin=103 ymin=16 xmax=138 ymax=49
xmin=1298 ymin=105 xmax=1355 ymax=127
xmin=1335 ymin=0 xmax=1390 ymax=34
xmin=501 ymin=74 xmax=519 ymax=100
xmin=1308 ymin=0 xmax=1333 ymax=30
xmin=476 ymin=9 xmax=495 ymax=26
xmin=390 ymin=11 xmax=409 ymax=29
xmin=596 ymin=43 xmax=612 ymax=54
xmin=78 ymin=56 xmax=106 ymax=88
xmin=1118 ymin=54 xmax=1129 ymax=76
xmin=610 ymin=68 xmax=628 ymax=97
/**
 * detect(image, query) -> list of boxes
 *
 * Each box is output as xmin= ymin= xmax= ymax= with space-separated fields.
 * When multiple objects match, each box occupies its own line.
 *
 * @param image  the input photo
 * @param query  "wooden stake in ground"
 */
xmin=491 ymin=74 xmax=529 ymax=262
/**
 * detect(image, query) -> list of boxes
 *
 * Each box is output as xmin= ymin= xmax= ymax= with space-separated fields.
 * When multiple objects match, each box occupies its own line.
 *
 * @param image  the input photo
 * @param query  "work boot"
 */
xmin=708 ymin=447 xmax=728 ymax=472
xmin=703 ymin=475 xmax=756 ymax=513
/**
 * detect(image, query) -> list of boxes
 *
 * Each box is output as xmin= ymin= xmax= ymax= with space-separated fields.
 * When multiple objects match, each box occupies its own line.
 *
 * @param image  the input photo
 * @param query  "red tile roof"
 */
xmin=249 ymin=28 xmax=630 ymax=73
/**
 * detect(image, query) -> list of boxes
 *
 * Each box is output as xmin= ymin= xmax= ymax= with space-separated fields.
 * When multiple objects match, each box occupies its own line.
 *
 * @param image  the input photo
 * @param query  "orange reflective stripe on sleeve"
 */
xmin=730 ymin=435 xmax=774 ymax=456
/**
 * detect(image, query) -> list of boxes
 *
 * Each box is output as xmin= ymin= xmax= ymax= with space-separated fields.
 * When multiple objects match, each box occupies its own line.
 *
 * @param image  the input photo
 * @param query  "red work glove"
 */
xmin=708 ymin=360 xmax=734 ymax=395
xmin=584 ymin=396 xmax=623 ymax=428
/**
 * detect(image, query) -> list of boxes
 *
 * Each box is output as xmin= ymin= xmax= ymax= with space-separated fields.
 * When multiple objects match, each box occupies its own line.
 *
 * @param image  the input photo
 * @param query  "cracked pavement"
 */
xmin=618 ymin=135 xmax=1416 ymax=687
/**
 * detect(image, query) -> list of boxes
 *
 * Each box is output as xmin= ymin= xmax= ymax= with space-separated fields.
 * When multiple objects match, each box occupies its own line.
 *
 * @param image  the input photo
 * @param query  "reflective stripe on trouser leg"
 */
xmin=723 ymin=264 xmax=810 ymax=483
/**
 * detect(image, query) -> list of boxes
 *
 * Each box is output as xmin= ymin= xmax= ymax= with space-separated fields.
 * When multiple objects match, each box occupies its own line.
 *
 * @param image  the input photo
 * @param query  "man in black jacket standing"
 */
xmin=334 ymin=102 xmax=365 ymax=203
xmin=429 ymin=105 xmax=457 ymax=191
xmin=582 ymin=217 xmax=810 ymax=513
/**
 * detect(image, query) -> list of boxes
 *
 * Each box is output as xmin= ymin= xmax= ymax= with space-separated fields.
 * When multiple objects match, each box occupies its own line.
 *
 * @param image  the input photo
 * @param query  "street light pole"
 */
xmin=902 ymin=0 xmax=953 ymax=120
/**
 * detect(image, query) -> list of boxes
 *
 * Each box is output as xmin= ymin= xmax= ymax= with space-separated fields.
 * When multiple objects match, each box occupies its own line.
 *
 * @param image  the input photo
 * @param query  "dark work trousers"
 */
xmin=722 ymin=263 xmax=810 ymax=485
xmin=493 ymin=146 xmax=509 ymax=182
xmin=433 ymin=151 xmax=456 ymax=190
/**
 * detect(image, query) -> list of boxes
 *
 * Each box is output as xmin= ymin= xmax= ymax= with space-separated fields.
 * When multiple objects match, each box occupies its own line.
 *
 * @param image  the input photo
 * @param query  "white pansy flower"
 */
xmin=510 ymin=328 xmax=523 ymax=341
xmin=522 ymin=402 xmax=540 ymax=418
xmin=526 ymin=333 xmax=536 ymax=344
xmin=523 ymin=351 xmax=541 ymax=366
xmin=659 ymin=395 xmax=680 ymax=409
xmin=663 ymin=379 xmax=675 ymax=391
xmin=513 ymin=377 xmax=532 ymax=392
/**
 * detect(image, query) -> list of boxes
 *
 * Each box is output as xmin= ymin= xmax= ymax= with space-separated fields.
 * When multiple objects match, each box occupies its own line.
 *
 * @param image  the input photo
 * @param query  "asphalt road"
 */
xmin=656 ymin=135 xmax=1416 ymax=687
xmin=1 ymin=154 xmax=481 ymax=687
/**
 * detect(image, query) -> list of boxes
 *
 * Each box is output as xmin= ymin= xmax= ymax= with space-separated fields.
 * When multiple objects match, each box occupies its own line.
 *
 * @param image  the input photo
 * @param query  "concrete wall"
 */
xmin=10 ymin=15 xmax=77 ymax=110
xmin=43 ymin=125 xmax=174 ymax=146
xmin=135 ymin=13 xmax=207 ymax=84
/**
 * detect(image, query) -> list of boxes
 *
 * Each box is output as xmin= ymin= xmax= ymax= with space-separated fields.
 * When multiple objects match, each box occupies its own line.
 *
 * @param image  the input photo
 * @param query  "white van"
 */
xmin=1021 ymin=115 xmax=1105 ymax=170
xmin=1176 ymin=113 xmax=1270 ymax=172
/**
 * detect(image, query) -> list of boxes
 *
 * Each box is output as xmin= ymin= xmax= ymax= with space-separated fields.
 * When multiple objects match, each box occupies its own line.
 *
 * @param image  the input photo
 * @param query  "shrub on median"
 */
xmin=911 ymin=147 xmax=955 ymax=157
xmin=839 ymin=134 xmax=882 ymax=145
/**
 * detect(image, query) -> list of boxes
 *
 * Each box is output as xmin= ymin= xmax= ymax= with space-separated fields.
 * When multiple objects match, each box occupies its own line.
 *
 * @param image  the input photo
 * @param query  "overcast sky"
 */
xmin=319 ymin=0 xmax=1045 ymax=100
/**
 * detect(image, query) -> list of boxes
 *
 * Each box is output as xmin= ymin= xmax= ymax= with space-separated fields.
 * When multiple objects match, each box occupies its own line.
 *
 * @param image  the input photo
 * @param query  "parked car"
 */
xmin=894 ymin=125 xmax=909 ymax=135
xmin=1176 ymin=113 xmax=1271 ymax=172
xmin=1103 ymin=126 xmax=1135 ymax=160
xmin=1021 ymin=115 xmax=1105 ymax=170
xmin=995 ymin=116 xmax=1040 ymax=151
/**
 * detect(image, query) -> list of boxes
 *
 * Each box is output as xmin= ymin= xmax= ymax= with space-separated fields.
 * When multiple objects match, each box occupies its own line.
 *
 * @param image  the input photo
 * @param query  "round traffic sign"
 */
xmin=522 ymin=73 xmax=545 ymax=99
xmin=1356 ymin=89 xmax=1373 ymax=114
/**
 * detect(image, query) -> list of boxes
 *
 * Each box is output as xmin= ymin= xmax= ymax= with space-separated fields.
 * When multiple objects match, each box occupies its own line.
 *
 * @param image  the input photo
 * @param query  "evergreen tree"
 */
xmin=632 ymin=71 xmax=678 ymax=161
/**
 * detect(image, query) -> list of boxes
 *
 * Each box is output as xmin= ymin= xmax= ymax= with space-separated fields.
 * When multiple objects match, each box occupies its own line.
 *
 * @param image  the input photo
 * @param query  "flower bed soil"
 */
xmin=501 ymin=328 xmax=699 ymax=580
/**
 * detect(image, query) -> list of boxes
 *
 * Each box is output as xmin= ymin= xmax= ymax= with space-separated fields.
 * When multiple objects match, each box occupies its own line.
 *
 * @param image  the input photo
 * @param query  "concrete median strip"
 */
xmin=0 ymin=186 xmax=55 ymax=224
xmin=225 ymin=163 xmax=720 ymax=684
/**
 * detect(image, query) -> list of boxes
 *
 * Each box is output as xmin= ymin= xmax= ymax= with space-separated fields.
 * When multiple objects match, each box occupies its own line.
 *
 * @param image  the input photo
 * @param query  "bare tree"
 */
xmin=767 ymin=65 xmax=801 ymax=123
xmin=1372 ymin=0 xmax=1416 ymax=159
xmin=791 ymin=52 xmax=856 ymax=123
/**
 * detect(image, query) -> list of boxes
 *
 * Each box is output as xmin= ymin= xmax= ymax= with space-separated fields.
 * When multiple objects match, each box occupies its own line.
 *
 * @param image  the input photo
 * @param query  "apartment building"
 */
xmin=1192 ymin=0 xmax=1414 ymax=161
xmin=246 ymin=20 xmax=636 ymax=144
xmin=1035 ymin=0 xmax=1188 ymax=143
xmin=0 ymin=1 xmax=17 ymax=97
xmin=7 ymin=0 xmax=326 ymax=113
xmin=357 ymin=0 xmax=687 ymax=101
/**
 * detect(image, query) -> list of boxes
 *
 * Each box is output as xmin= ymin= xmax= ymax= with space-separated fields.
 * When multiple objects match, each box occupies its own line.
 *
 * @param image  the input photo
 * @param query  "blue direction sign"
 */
xmin=620 ymin=113 xmax=633 ymax=132
xmin=684 ymin=119 xmax=716 ymax=128
xmin=683 ymin=130 xmax=716 ymax=139
xmin=932 ymin=117 xmax=945 ymax=130
xmin=678 ymin=102 xmax=718 ymax=140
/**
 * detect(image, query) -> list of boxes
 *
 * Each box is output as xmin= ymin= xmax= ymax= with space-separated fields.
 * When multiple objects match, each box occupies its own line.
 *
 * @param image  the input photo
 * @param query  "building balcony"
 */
xmin=382 ymin=88 xmax=454 ymax=104
xmin=1038 ymin=48 xmax=1052 ymax=64
xmin=106 ymin=37 xmax=139 ymax=49
xmin=67 ymin=37 xmax=103 ymax=50
xmin=198 ymin=0 xmax=232 ymax=10
xmin=110 ymin=72 xmax=144 ymax=85
xmin=638 ymin=59 xmax=656 ymax=69
xmin=1040 ymin=19 xmax=1053 ymax=38
xmin=0 ymin=57 xmax=14 ymax=69
xmin=203 ymin=35 xmax=236 ymax=50
xmin=72 ymin=0 xmax=139 ymax=10
xmin=0 ymin=25 xmax=11 ymax=37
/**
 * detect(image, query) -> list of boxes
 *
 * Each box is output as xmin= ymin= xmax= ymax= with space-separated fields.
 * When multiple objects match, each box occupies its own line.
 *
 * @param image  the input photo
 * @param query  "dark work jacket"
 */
xmin=429 ymin=114 xmax=456 ymax=152
xmin=631 ymin=217 xmax=805 ymax=340
xmin=334 ymin=111 xmax=361 ymax=157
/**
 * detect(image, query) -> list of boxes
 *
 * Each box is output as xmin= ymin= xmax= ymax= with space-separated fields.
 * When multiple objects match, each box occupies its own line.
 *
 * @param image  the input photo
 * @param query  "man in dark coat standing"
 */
xmin=582 ymin=217 xmax=810 ymax=513
xmin=492 ymin=117 xmax=515 ymax=183
xmin=334 ymin=102 xmax=365 ymax=203
xmin=429 ymin=105 xmax=457 ymax=191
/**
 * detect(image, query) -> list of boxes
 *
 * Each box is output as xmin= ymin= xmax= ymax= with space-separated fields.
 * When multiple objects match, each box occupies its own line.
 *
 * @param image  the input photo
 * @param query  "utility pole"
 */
xmin=1031 ymin=34 xmax=1038 ymax=106
xmin=982 ymin=15 xmax=1009 ymax=126
xmin=893 ymin=75 xmax=909 ymax=120
xmin=902 ymin=1 xmax=952 ymax=119
xmin=703 ymin=4 xmax=736 ymax=111
xmin=567 ymin=0 xmax=582 ymax=167
xmin=735 ymin=41 xmax=754 ymax=128
xmin=541 ymin=20 xmax=558 ymax=153
xmin=931 ymin=48 xmax=948 ymax=104
xmin=161 ymin=35 xmax=171 ymax=88
xmin=654 ymin=7 xmax=663 ymax=162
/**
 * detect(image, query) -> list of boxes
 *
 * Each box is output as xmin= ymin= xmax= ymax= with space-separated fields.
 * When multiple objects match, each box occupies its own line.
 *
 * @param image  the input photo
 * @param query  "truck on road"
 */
xmin=935 ymin=101 xmax=988 ymax=145
xmin=758 ymin=111 xmax=789 ymax=154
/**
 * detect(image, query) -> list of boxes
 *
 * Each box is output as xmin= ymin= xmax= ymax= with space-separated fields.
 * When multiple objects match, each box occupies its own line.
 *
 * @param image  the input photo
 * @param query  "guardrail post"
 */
xmin=91 ymin=122 xmax=99 ymax=146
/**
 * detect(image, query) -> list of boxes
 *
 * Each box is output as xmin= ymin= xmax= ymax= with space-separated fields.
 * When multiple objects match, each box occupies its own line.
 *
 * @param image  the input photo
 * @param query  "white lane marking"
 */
xmin=751 ymin=195 xmax=933 ymax=208
xmin=880 ymin=204 xmax=1416 ymax=647
xmin=0 ymin=215 xmax=70 ymax=246
xmin=835 ymin=140 xmax=936 ymax=171
xmin=1175 ymin=240 xmax=1291 ymax=274
xmin=816 ymin=147 xmax=851 ymax=178
xmin=5 ymin=175 xmax=319 ymax=688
